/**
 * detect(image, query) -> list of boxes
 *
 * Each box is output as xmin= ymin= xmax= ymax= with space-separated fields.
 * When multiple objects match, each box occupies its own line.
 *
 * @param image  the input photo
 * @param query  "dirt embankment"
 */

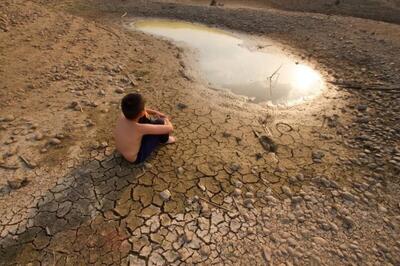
xmin=160 ymin=0 xmax=400 ymax=24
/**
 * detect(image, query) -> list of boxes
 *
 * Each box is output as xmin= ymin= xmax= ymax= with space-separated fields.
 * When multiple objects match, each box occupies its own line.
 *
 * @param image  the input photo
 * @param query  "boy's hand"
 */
xmin=146 ymin=108 xmax=168 ymax=119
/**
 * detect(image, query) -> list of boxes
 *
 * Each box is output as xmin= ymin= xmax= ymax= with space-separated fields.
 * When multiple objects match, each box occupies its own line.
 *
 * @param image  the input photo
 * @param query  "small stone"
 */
xmin=144 ymin=162 xmax=152 ymax=169
xmin=177 ymin=167 xmax=184 ymax=174
xmin=26 ymin=84 xmax=35 ymax=90
xmin=234 ymin=180 xmax=243 ymax=188
xmin=55 ymin=133 xmax=65 ymax=139
xmin=115 ymin=87 xmax=125 ymax=94
xmin=222 ymin=132 xmax=231 ymax=138
xmin=100 ymin=142 xmax=108 ymax=148
xmin=192 ymin=195 xmax=199 ymax=202
xmin=200 ymin=201 xmax=210 ymax=217
xmin=3 ymin=115 xmax=15 ymax=122
xmin=341 ymin=191 xmax=356 ymax=202
xmin=198 ymin=184 xmax=206 ymax=191
xmin=287 ymin=237 xmax=297 ymax=247
xmin=177 ymin=103 xmax=188 ymax=110
xmin=232 ymin=188 xmax=242 ymax=197
xmin=89 ymin=101 xmax=98 ymax=107
xmin=7 ymin=177 xmax=28 ymax=189
xmin=69 ymin=101 xmax=78 ymax=109
xmin=356 ymin=104 xmax=368 ymax=112
xmin=86 ymin=64 xmax=95 ymax=71
xmin=183 ymin=231 xmax=194 ymax=243
xmin=199 ymin=245 xmax=210 ymax=257
xmin=356 ymin=117 xmax=369 ymax=124
xmin=262 ymin=246 xmax=272 ymax=262
xmin=230 ymin=163 xmax=241 ymax=172
xmin=312 ymin=151 xmax=325 ymax=161
xmin=34 ymin=132 xmax=44 ymax=141
xmin=330 ymin=222 xmax=339 ymax=232
xmin=85 ymin=119 xmax=95 ymax=127
xmin=160 ymin=189 xmax=171 ymax=201
xmin=48 ymin=138 xmax=61 ymax=145
xmin=291 ymin=196 xmax=302 ymax=205
xmin=281 ymin=186 xmax=292 ymax=196
xmin=243 ymin=198 xmax=254 ymax=208
xmin=244 ymin=192 xmax=254 ymax=198
xmin=342 ymin=216 xmax=355 ymax=229
xmin=378 ymin=204 xmax=388 ymax=213
xmin=313 ymin=236 xmax=327 ymax=245
xmin=377 ymin=242 xmax=389 ymax=253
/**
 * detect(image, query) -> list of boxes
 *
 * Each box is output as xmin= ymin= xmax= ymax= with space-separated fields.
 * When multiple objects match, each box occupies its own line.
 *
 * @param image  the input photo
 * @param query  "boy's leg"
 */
xmin=135 ymin=135 xmax=162 ymax=163
xmin=134 ymin=116 xmax=170 ymax=163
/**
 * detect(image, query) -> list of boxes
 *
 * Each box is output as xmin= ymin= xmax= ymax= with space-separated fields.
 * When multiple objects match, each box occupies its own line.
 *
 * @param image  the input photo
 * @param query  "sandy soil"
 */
xmin=0 ymin=0 xmax=399 ymax=265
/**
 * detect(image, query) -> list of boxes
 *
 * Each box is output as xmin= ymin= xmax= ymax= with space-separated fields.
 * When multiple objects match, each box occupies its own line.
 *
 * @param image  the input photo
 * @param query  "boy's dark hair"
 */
xmin=121 ymin=93 xmax=145 ymax=120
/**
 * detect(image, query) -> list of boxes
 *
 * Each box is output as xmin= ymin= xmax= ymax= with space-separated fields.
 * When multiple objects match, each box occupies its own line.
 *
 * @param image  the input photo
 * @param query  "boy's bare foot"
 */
xmin=166 ymin=136 xmax=176 ymax=144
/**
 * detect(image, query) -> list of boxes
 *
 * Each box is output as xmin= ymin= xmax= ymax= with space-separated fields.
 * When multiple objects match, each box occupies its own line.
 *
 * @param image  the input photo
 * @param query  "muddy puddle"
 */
xmin=133 ymin=19 xmax=325 ymax=105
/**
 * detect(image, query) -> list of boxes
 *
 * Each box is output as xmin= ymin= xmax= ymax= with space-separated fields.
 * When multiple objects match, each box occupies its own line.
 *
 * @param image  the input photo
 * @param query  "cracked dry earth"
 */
xmin=1 ymin=0 xmax=400 ymax=265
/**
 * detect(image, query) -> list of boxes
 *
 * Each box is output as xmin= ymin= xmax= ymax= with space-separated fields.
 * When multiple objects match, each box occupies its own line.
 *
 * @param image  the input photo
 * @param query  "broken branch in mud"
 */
xmin=262 ymin=124 xmax=273 ymax=137
xmin=198 ymin=196 xmax=231 ymax=212
xmin=0 ymin=163 xmax=19 ymax=170
xmin=124 ymin=72 xmax=137 ymax=87
xmin=329 ymin=81 xmax=400 ymax=92
xmin=266 ymin=64 xmax=283 ymax=97
xmin=252 ymin=127 xmax=278 ymax=153
xmin=233 ymin=198 xmax=244 ymax=215
xmin=19 ymin=155 xmax=37 ymax=169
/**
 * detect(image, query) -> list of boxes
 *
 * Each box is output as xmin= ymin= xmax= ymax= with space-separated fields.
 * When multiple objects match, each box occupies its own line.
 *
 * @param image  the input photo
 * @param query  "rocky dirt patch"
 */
xmin=0 ymin=0 xmax=399 ymax=265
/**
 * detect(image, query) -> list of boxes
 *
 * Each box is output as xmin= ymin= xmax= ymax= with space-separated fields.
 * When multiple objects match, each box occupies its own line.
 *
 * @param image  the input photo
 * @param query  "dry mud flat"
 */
xmin=163 ymin=0 xmax=400 ymax=25
xmin=0 ymin=0 xmax=400 ymax=265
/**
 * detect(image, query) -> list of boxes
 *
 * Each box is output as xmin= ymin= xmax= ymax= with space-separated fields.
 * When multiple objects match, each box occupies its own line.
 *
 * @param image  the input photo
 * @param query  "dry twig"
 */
xmin=0 ymin=164 xmax=19 ymax=170
xmin=266 ymin=64 xmax=283 ymax=96
xmin=198 ymin=196 xmax=231 ymax=212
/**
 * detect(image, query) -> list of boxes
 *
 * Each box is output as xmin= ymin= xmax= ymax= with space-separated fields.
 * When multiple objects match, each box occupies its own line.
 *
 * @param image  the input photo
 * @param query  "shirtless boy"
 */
xmin=114 ymin=93 xmax=176 ymax=163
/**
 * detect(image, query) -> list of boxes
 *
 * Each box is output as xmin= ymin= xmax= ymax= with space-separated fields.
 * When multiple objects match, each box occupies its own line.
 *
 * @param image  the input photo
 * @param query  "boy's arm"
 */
xmin=146 ymin=108 xmax=166 ymax=118
xmin=139 ymin=120 xmax=173 ymax=135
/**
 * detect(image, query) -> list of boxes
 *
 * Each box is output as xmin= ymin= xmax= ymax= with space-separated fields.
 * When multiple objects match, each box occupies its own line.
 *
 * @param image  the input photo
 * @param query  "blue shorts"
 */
xmin=134 ymin=116 xmax=169 ymax=164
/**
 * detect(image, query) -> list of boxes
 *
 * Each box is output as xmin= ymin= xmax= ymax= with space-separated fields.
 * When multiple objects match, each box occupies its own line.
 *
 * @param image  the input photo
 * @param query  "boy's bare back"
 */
xmin=114 ymin=116 xmax=143 ymax=162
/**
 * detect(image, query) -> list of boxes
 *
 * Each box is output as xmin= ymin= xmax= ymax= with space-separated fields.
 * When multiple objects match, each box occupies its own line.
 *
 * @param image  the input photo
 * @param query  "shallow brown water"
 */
xmin=133 ymin=19 xmax=325 ymax=105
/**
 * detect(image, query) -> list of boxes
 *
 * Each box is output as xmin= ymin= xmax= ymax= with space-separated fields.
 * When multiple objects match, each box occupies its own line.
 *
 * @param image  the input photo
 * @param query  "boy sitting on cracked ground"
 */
xmin=114 ymin=93 xmax=176 ymax=163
